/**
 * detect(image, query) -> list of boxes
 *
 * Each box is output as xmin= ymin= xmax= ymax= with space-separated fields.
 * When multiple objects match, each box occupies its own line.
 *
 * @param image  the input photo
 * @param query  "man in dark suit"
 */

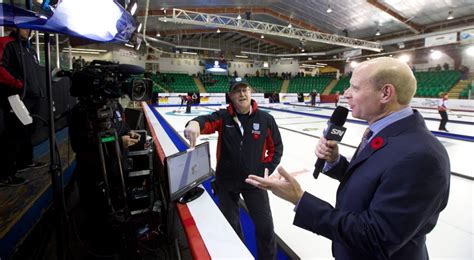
xmin=246 ymin=57 xmax=450 ymax=260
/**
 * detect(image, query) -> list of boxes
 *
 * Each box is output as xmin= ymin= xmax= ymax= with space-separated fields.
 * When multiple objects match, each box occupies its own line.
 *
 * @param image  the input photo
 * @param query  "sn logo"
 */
xmin=331 ymin=128 xmax=345 ymax=136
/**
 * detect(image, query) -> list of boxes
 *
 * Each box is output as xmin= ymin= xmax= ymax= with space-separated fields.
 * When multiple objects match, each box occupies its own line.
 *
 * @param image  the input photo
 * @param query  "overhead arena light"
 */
xmin=61 ymin=50 xmax=101 ymax=55
xmin=466 ymin=45 xmax=474 ymax=57
xmin=176 ymin=45 xmax=221 ymax=52
xmin=430 ymin=50 xmax=442 ymax=60
xmin=129 ymin=1 xmax=138 ymax=16
xmin=446 ymin=11 xmax=454 ymax=20
xmin=64 ymin=48 xmax=108 ymax=53
xmin=182 ymin=51 xmax=197 ymax=55
xmin=235 ymin=55 xmax=248 ymax=58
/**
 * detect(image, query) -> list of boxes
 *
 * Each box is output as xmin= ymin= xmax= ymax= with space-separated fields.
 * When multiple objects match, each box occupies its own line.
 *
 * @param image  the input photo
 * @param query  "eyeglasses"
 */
xmin=230 ymin=87 xmax=250 ymax=94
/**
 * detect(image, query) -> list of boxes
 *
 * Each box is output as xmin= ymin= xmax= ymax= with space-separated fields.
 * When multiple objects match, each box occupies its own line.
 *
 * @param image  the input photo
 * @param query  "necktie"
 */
xmin=356 ymin=127 xmax=373 ymax=157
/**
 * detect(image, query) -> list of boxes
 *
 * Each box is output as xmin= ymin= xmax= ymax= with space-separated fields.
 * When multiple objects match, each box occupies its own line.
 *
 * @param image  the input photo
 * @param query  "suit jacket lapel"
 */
xmin=347 ymin=137 xmax=386 ymax=171
xmin=345 ymin=110 xmax=424 ymax=176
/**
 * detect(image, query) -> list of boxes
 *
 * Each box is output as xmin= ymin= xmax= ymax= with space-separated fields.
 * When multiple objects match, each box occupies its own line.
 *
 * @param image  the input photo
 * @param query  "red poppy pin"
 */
xmin=253 ymin=133 xmax=260 ymax=140
xmin=370 ymin=137 xmax=384 ymax=150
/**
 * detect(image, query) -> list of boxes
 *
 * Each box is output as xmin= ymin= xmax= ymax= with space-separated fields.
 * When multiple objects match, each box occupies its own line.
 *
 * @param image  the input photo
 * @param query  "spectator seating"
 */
xmin=459 ymin=83 xmax=472 ymax=99
xmin=154 ymin=73 xmax=199 ymax=93
xmin=414 ymin=70 xmax=460 ymax=97
xmin=287 ymin=75 xmax=332 ymax=93
xmin=330 ymin=76 xmax=350 ymax=94
xmin=204 ymin=74 xmax=230 ymax=93
xmin=246 ymin=77 xmax=283 ymax=93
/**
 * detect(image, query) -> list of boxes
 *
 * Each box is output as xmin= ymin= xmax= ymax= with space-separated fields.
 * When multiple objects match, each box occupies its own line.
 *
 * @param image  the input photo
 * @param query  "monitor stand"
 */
xmin=178 ymin=187 xmax=205 ymax=204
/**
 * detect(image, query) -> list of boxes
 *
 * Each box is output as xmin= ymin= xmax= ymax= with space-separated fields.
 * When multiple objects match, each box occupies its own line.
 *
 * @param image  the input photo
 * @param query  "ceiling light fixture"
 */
xmin=326 ymin=5 xmax=332 ymax=13
xmin=466 ymin=46 xmax=474 ymax=57
xmin=375 ymin=28 xmax=381 ymax=36
xmin=447 ymin=11 xmax=454 ymax=20
xmin=156 ymin=32 xmax=161 ymax=37
xmin=216 ymin=28 xmax=221 ymax=33
xmin=176 ymin=45 xmax=221 ymax=52
xmin=261 ymin=35 xmax=264 ymax=39
xmin=130 ymin=2 xmax=137 ymax=16
xmin=61 ymin=50 xmax=101 ymax=55
xmin=66 ymin=48 xmax=108 ymax=53
xmin=237 ymin=14 xmax=242 ymax=20
xmin=430 ymin=50 xmax=442 ymax=60
xmin=288 ymin=23 xmax=292 ymax=28
xmin=398 ymin=54 xmax=410 ymax=63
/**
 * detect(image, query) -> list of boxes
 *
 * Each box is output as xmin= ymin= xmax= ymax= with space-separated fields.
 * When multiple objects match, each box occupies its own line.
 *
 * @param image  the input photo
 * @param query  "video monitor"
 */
xmin=205 ymin=59 xmax=228 ymax=73
xmin=165 ymin=142 xmax=212 ymax=202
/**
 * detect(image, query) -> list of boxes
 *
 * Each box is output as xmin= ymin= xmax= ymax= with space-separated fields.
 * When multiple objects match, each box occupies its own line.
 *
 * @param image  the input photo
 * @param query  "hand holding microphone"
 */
xmin=313 ymin=106 xmax=349 ymax=179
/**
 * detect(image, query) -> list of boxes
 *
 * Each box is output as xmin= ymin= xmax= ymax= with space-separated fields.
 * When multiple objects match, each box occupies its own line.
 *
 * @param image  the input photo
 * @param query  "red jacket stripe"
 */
xmin=0 ymin=36 xmax=23 ymax=89
xmin=262 ymin=128 xmax=275 ymax=163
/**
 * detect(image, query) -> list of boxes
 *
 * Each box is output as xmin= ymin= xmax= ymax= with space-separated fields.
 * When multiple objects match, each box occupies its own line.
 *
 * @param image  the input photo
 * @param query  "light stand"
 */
xmin=44 ymin=32 xmax=67 ymax=260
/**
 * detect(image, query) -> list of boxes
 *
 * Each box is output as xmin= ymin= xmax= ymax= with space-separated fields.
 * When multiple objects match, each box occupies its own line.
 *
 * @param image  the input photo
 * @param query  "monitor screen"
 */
xmin=165 ymin=142 xmax=212 ymax=201
xmin=205 ymin=59 xmax=228 ymax=73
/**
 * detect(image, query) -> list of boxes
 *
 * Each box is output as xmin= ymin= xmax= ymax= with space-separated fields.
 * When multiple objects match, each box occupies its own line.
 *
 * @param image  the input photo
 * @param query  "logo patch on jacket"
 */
xmin=253 ymin=123 xmax=260 ymax=131
xmin=252 ymin=123 xmax=261 ymax=140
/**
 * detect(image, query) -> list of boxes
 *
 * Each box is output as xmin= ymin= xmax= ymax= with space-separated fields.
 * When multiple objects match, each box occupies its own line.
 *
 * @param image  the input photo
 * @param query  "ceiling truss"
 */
xmin=159 ymin=8 xmax=382 ymax=52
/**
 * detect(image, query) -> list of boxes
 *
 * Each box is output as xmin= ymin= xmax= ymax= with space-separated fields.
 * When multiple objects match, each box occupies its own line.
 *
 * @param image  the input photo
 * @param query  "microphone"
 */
xmin=313 ymin=106 xmax=349 ymax=179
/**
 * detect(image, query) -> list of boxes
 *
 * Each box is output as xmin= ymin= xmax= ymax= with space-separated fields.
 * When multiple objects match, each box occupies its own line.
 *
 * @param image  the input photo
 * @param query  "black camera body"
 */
xmin=70 ymin=60 xmax=152 ymax=104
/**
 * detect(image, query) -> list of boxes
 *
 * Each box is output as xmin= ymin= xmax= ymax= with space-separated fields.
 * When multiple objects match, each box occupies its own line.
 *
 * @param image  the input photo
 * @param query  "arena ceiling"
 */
xmin=135 ymin=0 xmax=474 ymax=59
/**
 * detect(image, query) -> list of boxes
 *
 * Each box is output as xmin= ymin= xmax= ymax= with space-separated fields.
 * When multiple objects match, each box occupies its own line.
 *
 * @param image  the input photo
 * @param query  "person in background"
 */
xmin=438 ymin=92 xmax=449 ymax=132
xmin=0 ymin=27 xmax=47 ymax=186
xmin=246 ymin=57 xmax=450 ymax=260
xmin=443 ymin=62 xmax=449 ymax=71
xmin=297 ymin=92 xmax=304 ymax=102
xmin=334 ymin=90 xmax=340 ymax=107
xmin=185 ymin=93 xmax=193 ymax=114
xmin=184 ymin=77 xmax=283 ymax=259
xmin=310 ymin=90 xmax=317 ymax=106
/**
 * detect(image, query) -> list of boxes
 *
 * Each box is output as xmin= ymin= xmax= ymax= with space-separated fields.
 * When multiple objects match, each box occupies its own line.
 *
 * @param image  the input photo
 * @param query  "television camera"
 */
xmin=66 ymin=60 xmax=161 ymax=256
xmin=67 ymin=60 xmax=153 ymax=220
xmin=70 ymin=59 xmax=151 ymax=104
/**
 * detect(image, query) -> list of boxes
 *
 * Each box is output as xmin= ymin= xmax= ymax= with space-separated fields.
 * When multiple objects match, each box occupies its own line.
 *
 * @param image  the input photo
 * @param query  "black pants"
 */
xmin=439 ymin=111 xmax=448 ymax=130
xmin=216 ymin=186 xmax=276 ymax=260
xmin=186 ymin=101 xmax=192 ymax=113
xmin=0 ymin=110 xmax=33 ymax=178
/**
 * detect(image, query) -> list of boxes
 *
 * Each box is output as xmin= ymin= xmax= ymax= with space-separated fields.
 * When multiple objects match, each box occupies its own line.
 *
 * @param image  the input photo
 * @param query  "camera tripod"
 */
xmin=97 ymin=128 xmax=130 ymax=221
